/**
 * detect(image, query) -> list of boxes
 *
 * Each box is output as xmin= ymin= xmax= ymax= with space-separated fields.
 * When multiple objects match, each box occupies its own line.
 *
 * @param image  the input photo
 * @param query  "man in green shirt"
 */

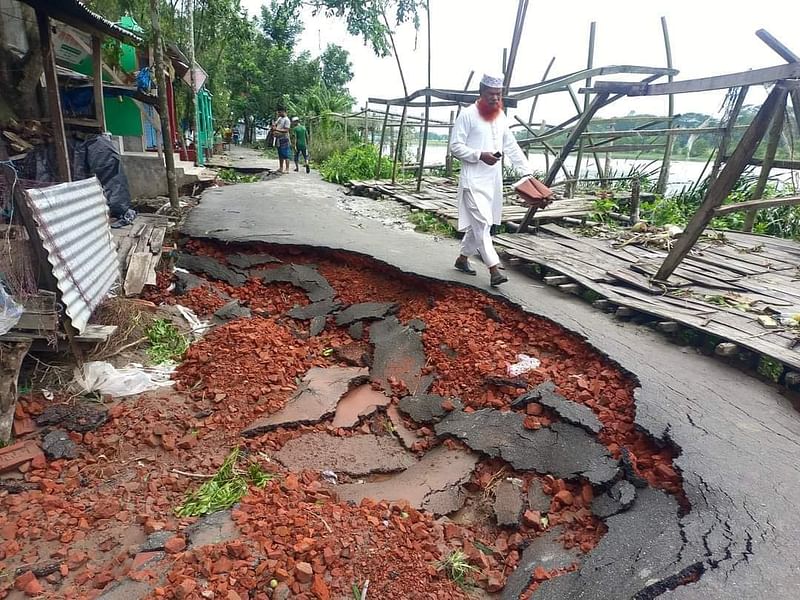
xmin=290 ymin=117 xmax=310 ymax=173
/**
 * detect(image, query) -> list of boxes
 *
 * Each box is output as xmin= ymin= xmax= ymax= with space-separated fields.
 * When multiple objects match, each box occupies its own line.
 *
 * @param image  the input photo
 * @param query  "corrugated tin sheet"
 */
xmin=19 ymin=0 xmax=143 ymax=44
xmin=25 ymin=177 xmax=120 ymax=334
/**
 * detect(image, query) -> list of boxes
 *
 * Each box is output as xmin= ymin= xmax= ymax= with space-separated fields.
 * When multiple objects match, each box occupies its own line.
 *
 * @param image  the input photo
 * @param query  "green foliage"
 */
xmin=320 ymin=43 xmax=354 ymax=91
xmin=320 ymin=144 xmax=393 ymax=184
xmin=260 ymin=0 xmax=304 ymax=50
xmin=175 ymin=448 xmax=274 ymax=517
xmin=146 ymin=319 xmax=189 ymax=364
xmin=757 ymin=356 xmax=784 ymax=383
xmin=218 ymin=169 xmax=260 ymax=183
xmin=435 ymin=550 xmax=478 ymax=587
xmin=407 ymin=211 xmax=457 ymax=237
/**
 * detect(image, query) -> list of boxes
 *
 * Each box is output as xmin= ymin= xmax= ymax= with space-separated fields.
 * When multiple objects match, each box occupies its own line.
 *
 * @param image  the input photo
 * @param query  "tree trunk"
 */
xmin=151 ymin=0 xmax=179 ymax=208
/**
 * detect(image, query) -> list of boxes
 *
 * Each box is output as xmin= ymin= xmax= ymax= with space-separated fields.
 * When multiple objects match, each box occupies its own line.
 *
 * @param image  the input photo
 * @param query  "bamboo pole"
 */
xmin=566 ymin=85 xmax=604 ymax=182
xmin=528 ymin=57 xmax=556 ymax=125
xmin=91 ymin=36 xmax=106 ymax=130
xmin=571 ymin=22 xmax=596 ymax=197
xmin=709 ymin=86 xmax=749 ymax=185
xmin=743 ymin=101 xmax=786 ymax=231
xmin=376 ymin=105 xmax=391 ymax=178
xmin=445 ymin=110 xmax=455 ymax=177
xmin=417 ymin=0 xmax=433 ymax=192
xmin=656 ymin=16 xmax=675 ymax=194
xmin=151 ymin=0 xmax=179 ymax=208
xmin=503 ymin=0 xmax=529 ymax=95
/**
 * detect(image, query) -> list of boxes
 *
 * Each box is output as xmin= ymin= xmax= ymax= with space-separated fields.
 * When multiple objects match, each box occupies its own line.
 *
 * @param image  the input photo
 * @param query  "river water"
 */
xmin=406 ymin=144 xmax=799 ymax=196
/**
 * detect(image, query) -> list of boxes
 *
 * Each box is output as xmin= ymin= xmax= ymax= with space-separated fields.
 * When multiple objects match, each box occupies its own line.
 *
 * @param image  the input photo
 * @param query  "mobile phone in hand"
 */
xmin=493 ymin=151 xmax=502 ymax=158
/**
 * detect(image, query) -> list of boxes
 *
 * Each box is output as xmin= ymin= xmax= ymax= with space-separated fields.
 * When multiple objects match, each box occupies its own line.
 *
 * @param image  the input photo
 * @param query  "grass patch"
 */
xmin=435 ymin=550 xmax=478 ymax=587
xmin=407 ymin=211 xmax=457 ymax=237
xmin=218 ymin=168 xmax=261 ymax=184
xmin=146 ymin=319 xmax=189 ymax=364
xmin=175 ymin=448 xmax=275 ymax=517
xmin=757 ymin=356 xmax=784 ymax=383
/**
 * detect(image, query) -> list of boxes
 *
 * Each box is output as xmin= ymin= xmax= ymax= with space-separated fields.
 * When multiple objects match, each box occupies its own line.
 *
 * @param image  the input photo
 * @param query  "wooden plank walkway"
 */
xmin=111 ymin=213 xmax=170 ymax=297
xmin=348 ymin=178 xmax=595 ymax=225
xmin=494 ymin=224 xmax=800 ymax=371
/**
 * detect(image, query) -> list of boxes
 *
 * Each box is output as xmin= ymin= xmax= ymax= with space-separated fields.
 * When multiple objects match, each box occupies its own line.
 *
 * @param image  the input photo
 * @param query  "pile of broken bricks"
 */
xmin=0 ymin=242 xmax=689 ymax=599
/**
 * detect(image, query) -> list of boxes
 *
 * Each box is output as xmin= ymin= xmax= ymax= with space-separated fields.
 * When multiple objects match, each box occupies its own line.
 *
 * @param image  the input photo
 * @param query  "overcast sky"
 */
xmin=240 ymin=0 xmax=800 ymax=125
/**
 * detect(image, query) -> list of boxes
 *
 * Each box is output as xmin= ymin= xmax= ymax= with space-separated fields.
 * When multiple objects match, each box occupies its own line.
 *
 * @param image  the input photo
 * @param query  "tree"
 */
xmin=260 ymin=0 xmax=303 ymax=51
xmin=320 ymin=43 xmax=353 ymax=91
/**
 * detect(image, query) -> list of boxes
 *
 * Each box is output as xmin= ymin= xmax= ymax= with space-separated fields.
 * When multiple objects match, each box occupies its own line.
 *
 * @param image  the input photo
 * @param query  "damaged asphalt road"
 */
xmin=182 ymin=174 xmax=800 ymax=598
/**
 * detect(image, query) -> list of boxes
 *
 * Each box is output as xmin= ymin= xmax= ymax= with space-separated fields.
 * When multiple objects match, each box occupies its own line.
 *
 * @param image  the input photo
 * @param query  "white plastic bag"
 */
xmin=73 ymin=361 xmax=176 ymax=397
xmin=507 ymin=354 xmax=541 ymax=377
xmin=0 ymin=287 xmax=24 ymax=336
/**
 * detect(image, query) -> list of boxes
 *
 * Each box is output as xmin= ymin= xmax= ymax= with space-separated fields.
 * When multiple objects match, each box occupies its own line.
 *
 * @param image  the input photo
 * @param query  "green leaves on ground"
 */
xmin=175 ymin=448 xmax=275 ymax=517
xmin=218 ymin=169 xmax=260 ymax=184
xmin=407 ymin=210 xmax=457 ymax=237
xmin=435 ymin=550 xmax=477 ymax=587
xmin=146 ymin=319 xmax=189 ymax=364
xmin=320 ymin=144 xmax=393 ymax=184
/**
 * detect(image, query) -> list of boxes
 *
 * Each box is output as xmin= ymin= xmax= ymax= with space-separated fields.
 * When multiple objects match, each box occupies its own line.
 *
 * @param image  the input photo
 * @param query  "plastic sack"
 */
xmin=73 ymin=361 xmax=175 ymax=398
xmin=507 ymin=354 xmax=541 ymax=377
xmin=0 ymin=287 xmax=24 ymax=336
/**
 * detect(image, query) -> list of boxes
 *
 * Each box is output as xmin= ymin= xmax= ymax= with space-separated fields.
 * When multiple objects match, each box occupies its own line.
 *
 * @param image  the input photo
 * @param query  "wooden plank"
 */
xmin=144 ymin=252 xmax=161 ymax=286
xmin=715 ymin=195 xmax=800 ymax=217
xmin=36 ymin=10 xmax=70 ymax=181
xmin=13 ymin=312 xmax=58 ymax=332
xmin=148 ymin=226 xmax=167 ymax=253
xmin=589 ymin=62 xmax=800 ymax=96
xmin=91 ymin=35 xmax=106 ymax=131
xmin=134 ymin=225 xmax=154 ymax=254
xmin=123 ymin=252 xmax=152 ymax=296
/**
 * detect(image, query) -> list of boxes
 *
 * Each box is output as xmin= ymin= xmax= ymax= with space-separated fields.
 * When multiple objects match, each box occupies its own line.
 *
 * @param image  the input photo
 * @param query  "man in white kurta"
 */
xmin=450 ymin=74 xmax=533 ymax=286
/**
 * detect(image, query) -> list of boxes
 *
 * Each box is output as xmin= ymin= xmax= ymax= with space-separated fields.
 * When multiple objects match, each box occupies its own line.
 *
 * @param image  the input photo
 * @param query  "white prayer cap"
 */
xmin=480 ymin=73 xmax=504 ymax=88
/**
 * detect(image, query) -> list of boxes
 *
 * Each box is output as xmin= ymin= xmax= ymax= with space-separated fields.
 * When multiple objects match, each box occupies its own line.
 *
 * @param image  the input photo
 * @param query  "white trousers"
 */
xmin=459 ymin=190 xmax=500 ymax=268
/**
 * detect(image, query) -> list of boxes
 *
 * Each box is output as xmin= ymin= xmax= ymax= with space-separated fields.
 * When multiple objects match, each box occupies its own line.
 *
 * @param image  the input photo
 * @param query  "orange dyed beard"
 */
xmin=477 ymin=97 xmax=503 ymax=121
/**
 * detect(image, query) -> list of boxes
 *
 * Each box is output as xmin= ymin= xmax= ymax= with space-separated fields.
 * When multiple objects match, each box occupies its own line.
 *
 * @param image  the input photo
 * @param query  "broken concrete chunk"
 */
xmin=527 ymin=479 xmax=552 ymax=513
xmin=261 ymin=264 xmax=336 ymax=302
xmin=335 ymin=302 xmax=399 ymax=326
xmin=335 ymin=446 xmax=479 ymax=515
xmin=288 ymin=299 xmax=341 ymax=320
xmin=511 ymin=380 xmax=556 ymax=409
xmin=535 ymin=388 xmax=602 ymax=435
xmin=185 ymin=510 xmax=238 ymax=548
xmin=592 ymin=480 xmax=637 ymax=519
xmin=42 ymin=429 xmax=77 ymax=460
xmin=274 ymin=432 xmax=415 ymax=476
xmin=174 ymin=270 xmax=208 ymax=295
xmin=227 ymin=252 xmax=281 ymax=269
xmin=387 ymin=405 xmax=419 ymax=450
xmin=370 ymin=316 xmax=426 ymax=393
xmin=398 ymin=394 xmax=463 ymax=425
xmin=37 ymin=401 xmax=108 ymax=432
xmin=348 ymin=321 xmax=365 ymax=340
xmin=332 ymin=384 xmax=390 ymax=428
xmin=213 ymin=300 xmax=252 ymax=321
xmin=242 ymin=367 xmax=368 ymax=436
xmin=309 ymin=316 xmax=326 ymax=337
xmin=502 ymin=526 xmax=580 ymax=600
xmin=435 ymin=409 xmax=619 ymax=485
xmin=176 ymin=254 xmax=247 ymax=287
xmin=494 ymin=479 xmax=526 ymax=527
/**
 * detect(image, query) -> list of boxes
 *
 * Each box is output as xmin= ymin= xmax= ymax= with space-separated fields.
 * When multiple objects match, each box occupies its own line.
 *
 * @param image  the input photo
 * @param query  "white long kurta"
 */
xmin=450 ymin=104 xmax=531 ymax=231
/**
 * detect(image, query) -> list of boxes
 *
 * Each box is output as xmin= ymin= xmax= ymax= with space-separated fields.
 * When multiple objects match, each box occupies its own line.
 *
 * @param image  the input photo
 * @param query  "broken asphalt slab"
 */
xmin=527 ymin=479 xmax=552 ymax=513
xmin=226 ymin=252 xmax=281 ymax=269
xmin=435 ymin=409 xmax=619 ymax=485
xmin=287 ymin=298 xmax=341 ymax=320
xmin=592 ymin=480 xmax=637 ymax=519
xmin=331 ymin=384 xmax=390 ymax=428
xmin=369 ymin=316 xmax=427 ymax=393
xmin=261 ymin=264 xmax=336 ymax=302
xmin=334 ymin=302 xmax=399 ymax=326
xmin=493 ymin=479 xmax=526 ymax=527
xmin=502 ymin=526 xmax=581 ymax=600
xmin=242 ymin=366 xmax=368 ymax=436
xmin=42 ymin=429 xmax=77 ymax=460
xmin=36 ymin=401 xmax=107 ymax=432
xmin=335 ymin=446 xmax=479 ymax=516
xmin=184 ymin=509 xmax=239 ymax=548
xmin=213 ymin=300 xmax=252 ymax=321
xmin=398 ymin=394 xmax=463 ymax=424
xmin=513 ymin=381 xmax=602 ymax=434
xmin=176 ymin=253 xmax=247 ymax=287
xmin=274 ymin=432 xmax=415 ymax=477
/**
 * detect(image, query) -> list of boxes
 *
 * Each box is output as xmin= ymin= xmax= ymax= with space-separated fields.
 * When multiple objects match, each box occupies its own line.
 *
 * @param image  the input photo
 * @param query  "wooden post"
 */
xmin=391 ymin=105 xmax=407 ymax=183
xmin=445 ymin=109 xmax=455 ymax=177
xmin=417 ymin=99 xmax=431 ymax=192
xmin=571 ymin=21 xmax=596 ymax=198
xmin=755 ymin=29 xmax=800 ymax=138
xmin=0 ymin=341 xmax=31 ymax=444
xmin=36 ymin=10 xmax=71 ymax=182
xmin=363 ymin=102 xmax=369 ymax=143
xmin=654 ymin=84 xmax=788 ymax=282
xmin=656 ymin=16 xmax=675 ymax=195
xmin=517 ymin=92 xmax=610 ymax=233
xmin=566 ymin=85 xmax=603 ymax=183
xmin=91 ymin=36 xmax=106 ymax=130
xmin=151 ymin=0 xmax=179 ymax=208
xmin=503 ymin=0 xmax=529 ymax=96
xmin=743 ymin=102 xmax=785 ymax=231
xmin=629 ymin=178 xmax=641 ymax=223
xmin=709 ymin=86 xmax=748 ymax=185
xmin=376 ymin=105 xmax=391 ymax=178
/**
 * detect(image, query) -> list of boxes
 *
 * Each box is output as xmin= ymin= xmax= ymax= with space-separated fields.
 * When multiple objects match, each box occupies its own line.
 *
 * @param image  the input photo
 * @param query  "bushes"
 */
xmin=320 ymin=144 xmax=393 ymax=184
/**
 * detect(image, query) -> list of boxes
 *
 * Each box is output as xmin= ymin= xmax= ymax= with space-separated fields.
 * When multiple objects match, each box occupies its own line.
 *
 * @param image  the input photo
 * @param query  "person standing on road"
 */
xmin=449 ymin=73 xmax=533 ymax=287
xmin=291 ymin=117 xmax=310 ymax=173
xmin=272 ymin=108 xmax=292 ymax=173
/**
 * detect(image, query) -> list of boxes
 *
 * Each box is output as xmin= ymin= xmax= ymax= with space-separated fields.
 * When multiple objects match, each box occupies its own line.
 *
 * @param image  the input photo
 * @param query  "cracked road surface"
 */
xmin=182 ymin=171 xmax=800 ymax=598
